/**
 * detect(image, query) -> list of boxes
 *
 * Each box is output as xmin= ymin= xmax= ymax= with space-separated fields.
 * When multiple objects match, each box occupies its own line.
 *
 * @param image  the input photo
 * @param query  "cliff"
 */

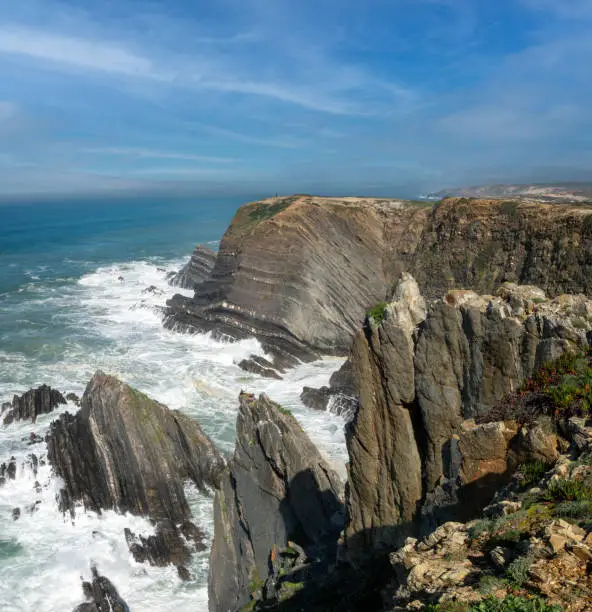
xmin=166 ymin=195 xmax=592 ymax=366
xmin=166 ymin=195 xmax=429 ymax=366
xmin=47 ymin=372 xmax=225 ymax=575
xmin=345 ymin=278 xmax=592 ymax=561
xmin=208 ymin=392 xmax=344 ymax=612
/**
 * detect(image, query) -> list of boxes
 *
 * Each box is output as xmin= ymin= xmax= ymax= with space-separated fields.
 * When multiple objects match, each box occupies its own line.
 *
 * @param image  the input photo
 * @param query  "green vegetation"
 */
xmin=500 ymin=201 xmax=520 ymax=218
xmin=276 ymin=404 xmax=293 ymax=417
xmin=554 ymin=500 xmax=592 ymax=518
xmin=505 ymin=553 xmax=535 ymax=586
xmin=543 ymin=478 xmax=592 ymax=502
xmin=248 ymin=568 xmax=264 ymax=596
xmin=486 ymin=348 xmax=592 ymax=424
xmin=479 ymin=575 xmax=507 ymax=595
xmin=278 ymin=581 xmax=305 ymax=602
xmin=247 ymin=199 xmax=294 ymax=222
xmin=426 ymin=595 xmax=562 ymax=612
xmin=366 ymin=301 xmax=388 ymax=325
xmin=518 ymin=460 xmax=552 ymax=489
xmin=470 ymin=595 xmax=562 ymax=612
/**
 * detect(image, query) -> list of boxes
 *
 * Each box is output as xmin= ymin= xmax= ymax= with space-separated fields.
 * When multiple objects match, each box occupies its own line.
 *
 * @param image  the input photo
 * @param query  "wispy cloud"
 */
xmin=0 ymin=25 xmax=166 ymax=78
xmin=81 ymin=146 xmax=237 ymax=163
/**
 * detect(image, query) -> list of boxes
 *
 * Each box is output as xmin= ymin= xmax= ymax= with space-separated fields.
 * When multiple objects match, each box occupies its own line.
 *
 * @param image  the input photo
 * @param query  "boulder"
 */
xmin=208 ymin=392 xmax=344 ymax=612
xmin=2 ymin=384 xmax=66 ymax=425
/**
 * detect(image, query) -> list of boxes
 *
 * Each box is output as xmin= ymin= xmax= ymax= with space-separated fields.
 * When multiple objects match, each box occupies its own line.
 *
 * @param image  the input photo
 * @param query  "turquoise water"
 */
xmin=0 ymin=195 xmax=346 ymax=611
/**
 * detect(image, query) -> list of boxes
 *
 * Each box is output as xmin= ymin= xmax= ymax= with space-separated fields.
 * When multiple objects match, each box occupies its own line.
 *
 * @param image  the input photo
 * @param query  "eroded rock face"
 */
xmin=168 ymin=244 xmax=216 ymax=290
xmin=346 ymin=274 xmax=426 ymax=557
xmin=47 ymin=372 xmax=225 ymax=570
xmin=166 ymin=196 xmax=592 ymax=366
xmin=2 ymin=385 xmax=66 ymax=425
xmin=208 ymin=392 xmax=344 ymax=612
xmin=345 ymin=279 xmax=592 ymax=561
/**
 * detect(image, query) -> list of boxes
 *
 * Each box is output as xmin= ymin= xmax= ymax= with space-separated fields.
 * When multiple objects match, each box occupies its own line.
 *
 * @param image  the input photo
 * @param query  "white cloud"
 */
xmin=81 ymin=146 xmax=237 ymax=163
xmin=0 ymin=25 xmax=166 ymax=78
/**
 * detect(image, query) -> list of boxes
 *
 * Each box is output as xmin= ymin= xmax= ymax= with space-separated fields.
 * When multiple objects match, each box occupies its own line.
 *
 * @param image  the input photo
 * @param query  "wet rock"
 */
xmin=47 ymin=371 xmax=225 ymax=569
xmin=0 ymin=456 xmax=17 ymax=481
xmin=3 ymin=384 xmax=66 ymax=425
xmin=66 ymin=393 xmax=81 ymax=406
xmin=12 ymin=507 xmax=20 ymax=521
xmin=73 ymin=567 xmax=129 ymax=612
xmin=124 ymin=519 xmax=204 ymax=573
xmin=300 ymin=386 xmax=331 ymax=411
xmin=168 ymin=244 xmax=216 ymax=290
xmin=142 ymin=285 xmax=163 ymax=296
xmin=208 ymin=392 xmax=344 ymax=612
xmin=23 ymin=432 xmax=44 ymax=445
xmin=238 ymin=355 xmax=283 ymax=380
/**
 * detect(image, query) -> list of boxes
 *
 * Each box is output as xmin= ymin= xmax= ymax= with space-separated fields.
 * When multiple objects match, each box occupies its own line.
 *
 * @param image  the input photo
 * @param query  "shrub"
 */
xmin=505 ymin=553 xmax=535 ymax=586
xmin=470 ymin=595 xmax=562 ymax=611
xmin=478 ymin=575 xmax=507 ymax=595
xmin=554 ymin=500 xmax=592 ymax=518
xmin=366 ymin=302 xmax=388 ymax=325
xmin=544 ymin=478 xmax=592 ymax=502
xmin=519 ymin=460 xmax=552 ymax=489
xmin=468 ymin=519 xmax=494 ymax=541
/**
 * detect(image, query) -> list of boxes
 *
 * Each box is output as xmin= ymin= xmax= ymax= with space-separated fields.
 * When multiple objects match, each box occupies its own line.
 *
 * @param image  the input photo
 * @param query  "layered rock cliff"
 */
xmin=166 ymin=196 xmax=429 ymax=365
xmin=47 ymin=372 xmax=225 ymax=573
xmin=208 ymin=392 xmax=344 ymax=612
xmin=345 ymin=278 xmax=592 ymax=561
xmin=168 ymin=244 xmax=216 ymax=290
xmin=166 ymin=195 xmax=592 ymax=366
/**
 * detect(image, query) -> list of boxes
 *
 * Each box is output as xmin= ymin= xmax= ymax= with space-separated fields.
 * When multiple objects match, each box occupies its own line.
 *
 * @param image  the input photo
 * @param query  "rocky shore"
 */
xmin=4 ymin=194 xmax=592 ymax=611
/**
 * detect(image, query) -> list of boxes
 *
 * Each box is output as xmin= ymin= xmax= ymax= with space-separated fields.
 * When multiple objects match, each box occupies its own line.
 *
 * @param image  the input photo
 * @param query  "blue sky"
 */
xmin=0 ymin=0 xmax=591 ymax=197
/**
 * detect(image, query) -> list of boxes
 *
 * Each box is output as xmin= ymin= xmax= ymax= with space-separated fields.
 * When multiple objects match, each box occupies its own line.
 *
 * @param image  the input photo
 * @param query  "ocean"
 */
xmin=0 ymin=196 xmax=347 ymax=611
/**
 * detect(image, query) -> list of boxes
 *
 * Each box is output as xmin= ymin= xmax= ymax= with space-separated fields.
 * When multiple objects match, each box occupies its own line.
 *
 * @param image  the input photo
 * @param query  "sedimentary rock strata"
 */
xmin=208 ymin=392 xmax=344 ymax=612
xmin=47 ymin=371 xmax=225 ymax=571
xmin=168 ymin=244 xmax=216 ymax=290
xmin=166 ymin=195 xmax=592 ymax=366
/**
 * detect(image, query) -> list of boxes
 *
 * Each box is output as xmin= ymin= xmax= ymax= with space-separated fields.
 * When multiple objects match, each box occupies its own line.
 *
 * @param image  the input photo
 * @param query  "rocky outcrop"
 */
xmin=47 ymin=372 xmax=225 ymax=572
xmin=166 ymin=195 xmax=592 ymax=366
xmin=385 ymin=449 xmax=592 ymax=611
xmin=345 ymin=279 xmax=592 ymax=561
xmin=73 ymin=567 xmax=129 ymax=612
xmin=168 ymin=244 xmax=216 ymax=290
xmin=208 ymin=392 xmax=344 ymax=612
xmin=2 ymin=384 xmax=66 ymax=425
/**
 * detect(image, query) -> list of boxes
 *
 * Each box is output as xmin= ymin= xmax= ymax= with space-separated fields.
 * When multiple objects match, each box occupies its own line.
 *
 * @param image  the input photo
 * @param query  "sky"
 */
xmin=0 ymin=0 xmax=591 ymax=198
